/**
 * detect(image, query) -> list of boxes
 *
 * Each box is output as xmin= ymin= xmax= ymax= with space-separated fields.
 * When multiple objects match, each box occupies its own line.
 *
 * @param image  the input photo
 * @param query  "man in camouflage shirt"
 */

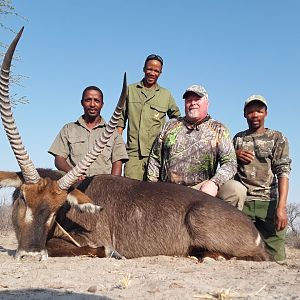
xmin=234 ymin=95 xmax=291 ymax=262
xmin=147 ymin=84 xmax=246 ymax=209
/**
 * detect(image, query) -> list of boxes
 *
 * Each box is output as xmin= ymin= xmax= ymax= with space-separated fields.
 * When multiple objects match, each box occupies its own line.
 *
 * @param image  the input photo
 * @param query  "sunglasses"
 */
xmin=145 ymin=54 xmax=164 ymax=66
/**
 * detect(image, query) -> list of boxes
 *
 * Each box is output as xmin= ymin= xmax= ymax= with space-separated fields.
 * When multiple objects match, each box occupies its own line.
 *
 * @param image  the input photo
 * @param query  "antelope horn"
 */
xmin=57 ymin=72 xmax=127 ymax=190
xmin=0 ymin=27 xmax=40 ymax=183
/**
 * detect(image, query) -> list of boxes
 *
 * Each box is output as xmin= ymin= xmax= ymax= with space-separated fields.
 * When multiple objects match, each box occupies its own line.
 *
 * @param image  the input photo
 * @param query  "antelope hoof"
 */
xmin=105 ymin=246 xmax=126 ymax=259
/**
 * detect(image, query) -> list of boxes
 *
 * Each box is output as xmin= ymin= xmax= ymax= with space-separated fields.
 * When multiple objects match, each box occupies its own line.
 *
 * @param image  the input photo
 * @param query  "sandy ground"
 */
xmin=0 ymin=231 xmax=300 ymax=300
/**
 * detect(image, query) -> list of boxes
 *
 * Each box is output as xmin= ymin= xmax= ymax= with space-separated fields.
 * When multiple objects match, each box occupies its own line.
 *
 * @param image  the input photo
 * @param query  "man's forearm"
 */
xmin=111 ymin=160 xmax=122 ymax=176
xmin=54 ymin=156 xmax=72 ymax=173
xmin=278 ymin=177 xmax=289 ymax=209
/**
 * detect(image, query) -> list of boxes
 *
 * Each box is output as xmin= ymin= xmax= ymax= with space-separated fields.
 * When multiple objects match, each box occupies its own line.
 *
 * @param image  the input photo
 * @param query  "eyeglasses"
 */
xmin=145 ymin=54 xmax=164 ymax=66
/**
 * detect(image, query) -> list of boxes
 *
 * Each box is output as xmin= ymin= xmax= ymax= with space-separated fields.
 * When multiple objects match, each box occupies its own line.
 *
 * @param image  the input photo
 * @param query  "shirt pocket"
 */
xmin=150 ymin=104 xmax=167 ymax=123
xmin=69 ymin=136 xmax=87 ymax=158
xmin=101 ymin=137 xmax=113 ymax=162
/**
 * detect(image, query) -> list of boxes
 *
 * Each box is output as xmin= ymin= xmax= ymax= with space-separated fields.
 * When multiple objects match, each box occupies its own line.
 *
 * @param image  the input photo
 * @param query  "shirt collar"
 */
xmin=183 ymin=115 xmax=211 ymax=130
xmin=137 ymin=79 xmax=160 ymax=91
xmin=77 ymin=115 xmax=106 ymax=130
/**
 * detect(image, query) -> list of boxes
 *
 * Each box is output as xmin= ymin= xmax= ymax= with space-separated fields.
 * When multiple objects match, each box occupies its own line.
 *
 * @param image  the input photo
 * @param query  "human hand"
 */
xmin=77 ymin=175 xmax=86 ymax=182
xmin=276 ymin=207 xmax=288 ymax=231
xmin=236 ymin=149 xmax=255 ymax=164
xmin=199 ymin=180 xmax=218 ymax=197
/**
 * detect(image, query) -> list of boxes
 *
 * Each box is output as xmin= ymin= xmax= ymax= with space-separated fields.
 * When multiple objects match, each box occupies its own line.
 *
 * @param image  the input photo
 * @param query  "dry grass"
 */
xmin=0 ymin=195 xmax=13 ymax=232
xmin=114 ymin=274 xmax=131 ymax=289
xmin=193 ymin=285 xmax=267 ymax=299
xmin=286 ymin=233 xmax=300 ymax=249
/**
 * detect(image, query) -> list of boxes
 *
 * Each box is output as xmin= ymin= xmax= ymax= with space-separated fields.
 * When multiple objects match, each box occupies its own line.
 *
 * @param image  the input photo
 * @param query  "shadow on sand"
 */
xmin=0 ymin=288 xmax=113 ymax=299
xmin=0 ymin=245 xmax=15 ymax=257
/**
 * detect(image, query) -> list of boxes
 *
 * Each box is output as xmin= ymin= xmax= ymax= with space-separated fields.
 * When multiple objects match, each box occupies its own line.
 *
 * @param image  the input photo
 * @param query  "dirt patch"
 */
xmin=0 ymin=231 xmax=300 ymax=299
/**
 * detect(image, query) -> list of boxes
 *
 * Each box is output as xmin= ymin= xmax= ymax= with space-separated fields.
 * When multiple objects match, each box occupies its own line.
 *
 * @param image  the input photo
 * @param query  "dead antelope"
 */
xmin=0 ymin=28 xmax=271 ymax=262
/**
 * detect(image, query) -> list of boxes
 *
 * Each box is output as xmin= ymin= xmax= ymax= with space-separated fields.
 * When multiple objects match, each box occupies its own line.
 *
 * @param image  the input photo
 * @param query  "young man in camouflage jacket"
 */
xmin=233 ymin=95 xmax=291 ymax=263
xmin=147 ymin=84 xmax=246 ymax=210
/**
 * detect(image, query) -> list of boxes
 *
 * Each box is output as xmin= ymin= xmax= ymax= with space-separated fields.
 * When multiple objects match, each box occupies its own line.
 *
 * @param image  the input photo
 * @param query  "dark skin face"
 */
xmin=236 ymin=101 xmax=268 ymax=164
xmin=81 ymin=90 xmax=103 ymax=124
xmin=143 ymin=59 xmax=162 ymax=88
xmin=244 ymin=101 xmax=268 ymax=134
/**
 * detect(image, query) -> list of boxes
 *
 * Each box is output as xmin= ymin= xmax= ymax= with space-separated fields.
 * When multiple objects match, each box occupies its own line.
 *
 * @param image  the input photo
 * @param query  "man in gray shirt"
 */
xmin=49 ymin=86 xmax=128 ymax=178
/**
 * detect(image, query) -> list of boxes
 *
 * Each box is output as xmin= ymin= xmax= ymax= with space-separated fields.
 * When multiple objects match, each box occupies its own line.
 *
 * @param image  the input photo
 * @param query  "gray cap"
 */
xmin=244 ymin=95 xmax=268 ymax=109
xmin=182 ymin=85 xmax=208 ymax=99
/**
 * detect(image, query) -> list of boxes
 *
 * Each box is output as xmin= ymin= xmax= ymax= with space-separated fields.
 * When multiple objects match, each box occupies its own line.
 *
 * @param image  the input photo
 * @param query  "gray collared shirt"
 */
xmin=49 ymin=115 xmax=128 ymax=176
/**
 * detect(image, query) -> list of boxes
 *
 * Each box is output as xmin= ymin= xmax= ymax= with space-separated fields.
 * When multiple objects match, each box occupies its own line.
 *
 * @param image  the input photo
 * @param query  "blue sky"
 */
xmin=1 ymin=0 xmax=299 ymax=203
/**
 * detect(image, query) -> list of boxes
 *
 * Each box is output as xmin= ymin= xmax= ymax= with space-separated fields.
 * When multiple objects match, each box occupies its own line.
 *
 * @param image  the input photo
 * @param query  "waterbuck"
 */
xmin=0 ymin=28 xmax=270 ymax=262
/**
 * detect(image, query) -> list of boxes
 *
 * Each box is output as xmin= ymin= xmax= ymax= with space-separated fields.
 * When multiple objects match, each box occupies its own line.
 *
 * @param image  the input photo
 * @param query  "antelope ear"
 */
xmin=66 ymin=188 xmax=102 ymax=213
xmin=0 ymin=171 xmax=23 ymax=188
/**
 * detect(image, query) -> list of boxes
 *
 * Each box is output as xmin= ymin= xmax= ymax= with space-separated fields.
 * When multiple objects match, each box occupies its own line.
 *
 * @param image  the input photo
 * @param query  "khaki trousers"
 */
xmin=192 ymin=179 xmax=247 ymax=210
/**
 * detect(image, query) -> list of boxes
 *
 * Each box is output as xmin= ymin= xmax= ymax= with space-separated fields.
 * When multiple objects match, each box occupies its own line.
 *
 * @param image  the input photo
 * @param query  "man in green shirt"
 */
xmin=49 ymin=86 xmax=128 ymax=178
xmin=117 ymin=54 xmax=180 ymax=181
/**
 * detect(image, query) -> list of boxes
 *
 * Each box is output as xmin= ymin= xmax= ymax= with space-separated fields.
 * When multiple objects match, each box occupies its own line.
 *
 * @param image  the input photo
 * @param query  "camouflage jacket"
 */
xmin=233 ymin=129 xmax=291 ymax=202
xmin=147 ymin=116 xmax=237 ymax=187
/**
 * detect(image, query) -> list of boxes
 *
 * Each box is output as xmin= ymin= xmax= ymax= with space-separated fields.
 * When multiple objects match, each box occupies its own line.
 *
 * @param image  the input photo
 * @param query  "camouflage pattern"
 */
xmin=244 ymin=94 xmax=268 ymax=109
xmin=182 ymin=84 xmax=208 ymax=99
xmin=147 ymin=116 xmax=237 ymax=187
xmin=233 ymin=129 xmax=291 ymax=202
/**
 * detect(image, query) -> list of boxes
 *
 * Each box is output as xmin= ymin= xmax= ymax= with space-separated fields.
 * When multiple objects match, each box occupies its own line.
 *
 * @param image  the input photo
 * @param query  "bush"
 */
xmin=286 ymin=231 xmax=300 ymax=249
xmin=0 ymin=196 xmax=13 ymax=232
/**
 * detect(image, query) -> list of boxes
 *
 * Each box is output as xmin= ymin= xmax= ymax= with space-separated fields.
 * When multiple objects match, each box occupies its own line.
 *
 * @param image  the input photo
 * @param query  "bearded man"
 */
xmin=147 ymin=85 xmax=246 ymax=210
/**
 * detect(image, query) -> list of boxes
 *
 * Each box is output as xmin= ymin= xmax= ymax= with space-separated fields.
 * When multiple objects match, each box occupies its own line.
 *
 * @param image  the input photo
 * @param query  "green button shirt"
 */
xmin=118 ymin=81 xmax=181 ymax=157
xmin=49 ymin=116 xmax=128 ymax=176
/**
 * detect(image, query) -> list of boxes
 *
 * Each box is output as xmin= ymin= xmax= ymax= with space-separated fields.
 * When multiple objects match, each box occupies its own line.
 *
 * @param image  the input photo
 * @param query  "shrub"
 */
xmin=0 ymin=196 xmax=13 ymax=232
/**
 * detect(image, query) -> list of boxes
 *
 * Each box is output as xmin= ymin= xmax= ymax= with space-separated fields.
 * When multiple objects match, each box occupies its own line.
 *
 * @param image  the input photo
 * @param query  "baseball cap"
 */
xmin=182 ymin=85 xmax=208 ymax=99
xmin=244 ymin=95 xmax=268 ymax=109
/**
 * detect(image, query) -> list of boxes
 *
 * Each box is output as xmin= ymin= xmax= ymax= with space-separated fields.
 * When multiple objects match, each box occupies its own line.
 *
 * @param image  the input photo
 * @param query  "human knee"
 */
xmin=217 ymin=180 xmax=247 ymax=210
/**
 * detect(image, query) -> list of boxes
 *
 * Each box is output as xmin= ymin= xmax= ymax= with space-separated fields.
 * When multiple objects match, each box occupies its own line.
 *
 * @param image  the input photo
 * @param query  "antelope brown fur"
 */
xmin=0 ymin=169 xmax=271 ymax=261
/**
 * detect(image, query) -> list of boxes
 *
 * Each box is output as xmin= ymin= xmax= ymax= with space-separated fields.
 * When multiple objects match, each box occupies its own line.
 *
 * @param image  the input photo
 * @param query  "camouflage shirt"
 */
xmin=147 ymin=116 xmax=237 ymax=187
xmin=233 ymin=129 xmax=291 ymax=202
